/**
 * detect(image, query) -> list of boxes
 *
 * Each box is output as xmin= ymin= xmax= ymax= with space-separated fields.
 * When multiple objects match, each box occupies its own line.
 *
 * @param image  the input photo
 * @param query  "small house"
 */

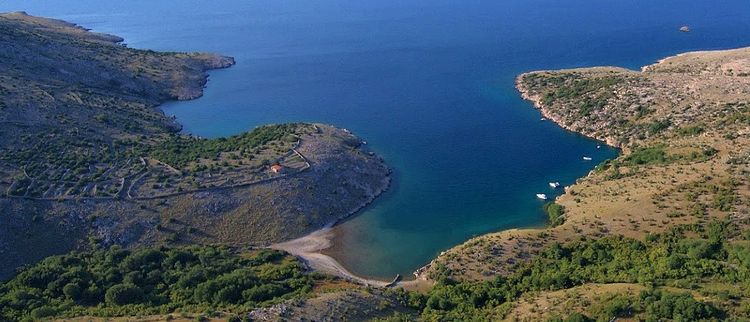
xmin=270 ymin=164 xmax=284 ymax=174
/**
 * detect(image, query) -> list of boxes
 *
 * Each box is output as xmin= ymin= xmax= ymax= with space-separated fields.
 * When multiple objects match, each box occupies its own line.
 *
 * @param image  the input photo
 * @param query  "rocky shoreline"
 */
xmin=515 ymin=72 xmax=622 ymax=147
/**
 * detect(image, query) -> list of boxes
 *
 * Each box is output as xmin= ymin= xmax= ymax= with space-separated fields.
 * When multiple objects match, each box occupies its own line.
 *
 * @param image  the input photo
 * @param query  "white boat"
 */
xmin=549 ymin=182 xmax=560 ymax=188
xmin=596 ymin=145 xmax=601 ymax=149
xmin=540 ymin=117 xmax=547 ymax=121
xmin=582 ymin=156 xmax=593 ymax=161
xmin=536 ymin=193 xmax=548 ymax=200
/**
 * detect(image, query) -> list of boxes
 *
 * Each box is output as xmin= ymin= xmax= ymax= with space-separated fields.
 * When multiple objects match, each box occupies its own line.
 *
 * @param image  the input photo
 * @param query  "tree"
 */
xmin=63 ymin=283 xmax=82 ymax=301
xmin=105 ymin=284 xmax=145 ymax=306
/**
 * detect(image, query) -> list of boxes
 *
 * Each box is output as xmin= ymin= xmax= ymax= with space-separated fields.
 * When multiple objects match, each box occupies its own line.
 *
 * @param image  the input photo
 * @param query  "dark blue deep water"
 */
xmin=4 ymin=0 xmax=750 ymax=279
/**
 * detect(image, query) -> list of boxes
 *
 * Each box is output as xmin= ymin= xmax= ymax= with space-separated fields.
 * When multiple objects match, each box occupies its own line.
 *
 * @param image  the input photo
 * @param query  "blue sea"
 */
xmin=4 ymin=0 xmax=749 ymax=279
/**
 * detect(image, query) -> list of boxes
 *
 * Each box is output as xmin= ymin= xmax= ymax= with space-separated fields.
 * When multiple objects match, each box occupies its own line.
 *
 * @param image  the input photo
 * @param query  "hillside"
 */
xmin=409 ymin=47 xmax=750 ymax=319
xmin=0 ymin=12 xmax=390 ymax=280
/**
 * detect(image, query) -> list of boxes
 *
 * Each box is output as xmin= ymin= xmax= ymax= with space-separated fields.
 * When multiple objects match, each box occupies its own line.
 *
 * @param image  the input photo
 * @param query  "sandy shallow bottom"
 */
xmin=271 ymin=227 xmax=428 ymax=289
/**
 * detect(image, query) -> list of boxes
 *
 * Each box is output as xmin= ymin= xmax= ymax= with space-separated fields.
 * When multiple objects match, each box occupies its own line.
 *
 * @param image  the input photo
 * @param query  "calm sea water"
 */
xmin=4 ymin=0 xmax=749 ymax=279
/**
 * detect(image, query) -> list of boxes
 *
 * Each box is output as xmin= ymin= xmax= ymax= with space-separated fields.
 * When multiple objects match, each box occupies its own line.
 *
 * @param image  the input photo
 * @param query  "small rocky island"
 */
xmin=0 ymin=12 xmax=390 ymax=279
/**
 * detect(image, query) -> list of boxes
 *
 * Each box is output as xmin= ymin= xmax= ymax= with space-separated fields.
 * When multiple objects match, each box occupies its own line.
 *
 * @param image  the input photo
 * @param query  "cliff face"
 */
xmin=0 ymin=13 xmax=389 ymax=280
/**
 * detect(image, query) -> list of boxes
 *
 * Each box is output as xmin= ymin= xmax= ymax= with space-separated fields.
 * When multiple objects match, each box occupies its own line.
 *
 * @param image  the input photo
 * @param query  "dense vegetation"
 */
xmin=384 ymin=219 xmax=749 ymax=321
xmin=143 ymin=124 xmax=302 ymax=169
xmin=595 ymin=144 xmax=718 ymax=180
xmin=620 ymin=144 xmax=716 ymax=167
xmin=548 ymin=289 xmax=721 ymax=322
xmin=0 ymin=246 xmax=315 ymax=321
xmin=5 ymin=221 xmax=746 ymax=322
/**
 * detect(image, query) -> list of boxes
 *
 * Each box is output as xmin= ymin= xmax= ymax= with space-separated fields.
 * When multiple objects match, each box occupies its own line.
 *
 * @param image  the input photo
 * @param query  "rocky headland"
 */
xmin=0 ymin=12 xmax=390 ymax=280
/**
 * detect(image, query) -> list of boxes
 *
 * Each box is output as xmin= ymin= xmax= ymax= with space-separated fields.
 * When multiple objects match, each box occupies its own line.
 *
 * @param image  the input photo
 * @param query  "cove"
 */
xmin=4 ymin=0 xmax=750 ymax=279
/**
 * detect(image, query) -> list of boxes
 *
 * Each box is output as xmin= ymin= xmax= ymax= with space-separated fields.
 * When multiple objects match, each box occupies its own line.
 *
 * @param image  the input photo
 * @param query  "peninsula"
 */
xmin=0 ymin=12 xmax=390 ymax=280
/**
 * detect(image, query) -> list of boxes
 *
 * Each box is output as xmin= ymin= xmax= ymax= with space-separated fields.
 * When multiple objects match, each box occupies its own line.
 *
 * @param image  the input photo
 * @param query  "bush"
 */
xmin=677 ymin=125 xmax=704 ymax=137
xmin=648 ymin=119 xmax=671 ymax=135
xmin=564 ymin=312 xmax=593 ymax=322
xmin=105 ymin=283 xmax=145 ymax=306
xmin=591 ymin=295 xmax=633 ymax=320
xmin=641 ymin=289 xmax=721 ymax=321
xmin=29 ymin=307 xmax=57 ymax=319
xmin=623 ymin=146 xmax=667 ymax=165
xmin=544 ymin=203 xmax=565 ymax=226
xmin=63 ymin=283 xmax=82 ymax=300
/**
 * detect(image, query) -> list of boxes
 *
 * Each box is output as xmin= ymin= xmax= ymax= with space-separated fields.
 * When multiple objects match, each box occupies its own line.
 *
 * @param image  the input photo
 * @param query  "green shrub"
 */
xmin=677 ymin=124 xmax=705 ymax=137
xmin=648 ymin=119 xmax=671 ymax=135
xmin=623 ymin=146 xmax=667 ymax=165
xmin=29 ymin=307 xmax=57 ymax=319
xmin=62 ymin=283 xmax=82 ymax=300
xmin=640 ymin=289 xmax=721 ymax=321
xmin=105 ymin=283 xmax=145 ymax=306
xmin=544 ymin=203 xmax=565 ymax=226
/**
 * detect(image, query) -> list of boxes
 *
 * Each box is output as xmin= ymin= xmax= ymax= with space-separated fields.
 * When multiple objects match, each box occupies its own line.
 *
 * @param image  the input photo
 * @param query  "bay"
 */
xmin=3 ymin=0 xmax=749 ymax=279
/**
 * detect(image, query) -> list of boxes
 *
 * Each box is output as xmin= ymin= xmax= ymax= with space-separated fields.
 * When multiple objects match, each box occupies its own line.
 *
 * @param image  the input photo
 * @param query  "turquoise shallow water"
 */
xmin=4 ymin=0 xmax=750 ymax=279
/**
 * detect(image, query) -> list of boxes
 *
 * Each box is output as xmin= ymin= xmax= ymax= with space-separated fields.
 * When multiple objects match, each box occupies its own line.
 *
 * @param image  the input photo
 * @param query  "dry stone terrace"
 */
xmin=2 ymin=128 xmax=311 ymax=200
